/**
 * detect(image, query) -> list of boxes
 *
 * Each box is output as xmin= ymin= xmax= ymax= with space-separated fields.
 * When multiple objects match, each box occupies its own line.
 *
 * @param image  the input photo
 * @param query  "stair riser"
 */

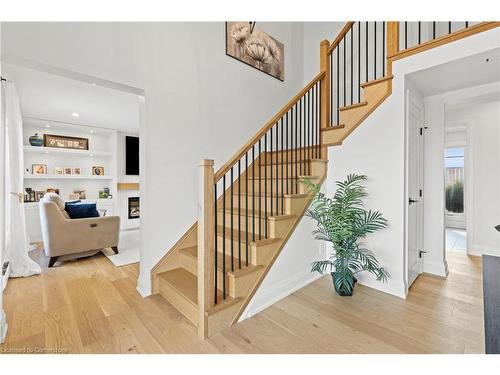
xmin=260 ymin=149 xmax=319 ymax=163
xmin=228 ymin=268 xmax=264 ymax=299
xmin=217 ymin=211 xmax=267 ymax=234
xmin=158 ymin=279 xmax=198 ymax=326
xmin=180 ymin=253 xmax=229 ymax=294
xmin=216 ymin=236 xmax=256 ymax=261
xmin=248 ymin=162 xmax=313 ymax=178
xmin=240 ymin=178 xmax=300 ymax=195
xmin=220 ymin=194 xmax=285 ymax=213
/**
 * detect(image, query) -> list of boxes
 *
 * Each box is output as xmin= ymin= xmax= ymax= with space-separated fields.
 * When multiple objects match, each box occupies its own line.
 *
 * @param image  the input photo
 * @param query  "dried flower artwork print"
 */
xmin=226 ymin=22 xmax=284 ymax=81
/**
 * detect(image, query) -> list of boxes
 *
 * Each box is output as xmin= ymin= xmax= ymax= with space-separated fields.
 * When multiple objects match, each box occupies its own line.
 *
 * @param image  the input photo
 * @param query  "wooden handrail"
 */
xmin=388 ymin=21 xmax=500 ymax=61
xmin=327 ymin=22 xmax=355 ymax=55
xmin=213 ymin=71 xmax=325 ymax=182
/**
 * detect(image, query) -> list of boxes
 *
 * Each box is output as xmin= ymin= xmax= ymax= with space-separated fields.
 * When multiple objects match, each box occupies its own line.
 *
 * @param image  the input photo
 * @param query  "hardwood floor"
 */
xmin=0 ymin=248 xmax=484 ymax=353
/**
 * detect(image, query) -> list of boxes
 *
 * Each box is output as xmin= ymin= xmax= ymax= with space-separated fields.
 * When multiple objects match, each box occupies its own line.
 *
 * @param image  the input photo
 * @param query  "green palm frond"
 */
xmin=303 ymin=174 xmax=390 ymax=288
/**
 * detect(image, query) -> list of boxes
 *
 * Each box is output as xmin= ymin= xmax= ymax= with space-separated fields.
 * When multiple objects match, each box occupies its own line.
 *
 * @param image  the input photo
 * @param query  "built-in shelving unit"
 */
xmin=23 ymin=118 xmax=119 ymax=241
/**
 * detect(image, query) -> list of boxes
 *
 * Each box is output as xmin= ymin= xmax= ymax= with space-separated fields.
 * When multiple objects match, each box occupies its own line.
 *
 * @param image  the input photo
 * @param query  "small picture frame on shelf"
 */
xmin=92 ymin=166 xmax=104 ymax=176
xmin=43 ymin=134 xmax=89 ymax=150
xmin=24 ymin=188 xmax=36 ymax=203
xmin=64 ymin=167 xmax=72 ymax=175
xmin=55 ymin=167 xmax=64 ymax=175
xmin=35 ymin=191 xmax=45 ymax=202
xmin=73 ymin=167 xmax=81 ymax=175
xmin=32 ymin=164 xmax=47 ymax=175
xmin=74 ymin=189 xmax=86 ymax=199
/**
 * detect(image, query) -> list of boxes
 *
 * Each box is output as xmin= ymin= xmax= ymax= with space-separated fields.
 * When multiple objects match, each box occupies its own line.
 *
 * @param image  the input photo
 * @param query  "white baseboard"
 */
xmin=136 ymin=275 xmax=151 ymax=298
xmin=423 ymin=259 xmax=448 ymax=277
xmin=0 ymin=309 xmax=7 ymax=344
xmin=239 ymin=270 xmax=322 ymax=322
xmin=468 ymin=244 xmax=500 ymax=257
xmin=357 ymin=276 xmax=407 ymax=299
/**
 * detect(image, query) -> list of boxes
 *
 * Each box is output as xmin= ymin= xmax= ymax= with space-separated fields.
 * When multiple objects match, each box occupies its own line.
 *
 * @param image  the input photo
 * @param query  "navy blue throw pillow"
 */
xmin=65 ymin=202 xmax=100 ymax=219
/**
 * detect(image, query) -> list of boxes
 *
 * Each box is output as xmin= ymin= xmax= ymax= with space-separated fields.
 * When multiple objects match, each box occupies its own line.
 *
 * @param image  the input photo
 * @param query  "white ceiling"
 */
xmin=3 ymin=64 xmax=140 ymax=133
xmin=407 ymin=48 xmax=500 ymax=97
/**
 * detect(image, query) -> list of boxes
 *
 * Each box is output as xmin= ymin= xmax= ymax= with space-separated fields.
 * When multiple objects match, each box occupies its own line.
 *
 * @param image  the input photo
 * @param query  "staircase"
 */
xmin=151 ymin=21 xmax=500 ymax=338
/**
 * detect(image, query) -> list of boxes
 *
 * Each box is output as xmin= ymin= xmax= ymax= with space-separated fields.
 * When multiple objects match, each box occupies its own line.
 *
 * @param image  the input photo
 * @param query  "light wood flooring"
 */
xmin=0 ymin=248 xmax=484 ymax=353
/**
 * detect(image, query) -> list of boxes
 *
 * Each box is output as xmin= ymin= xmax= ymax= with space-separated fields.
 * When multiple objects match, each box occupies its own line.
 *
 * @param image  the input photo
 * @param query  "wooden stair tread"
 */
xmin=232 ymin=192 xmax=309 ymax=198
xmin=217 ymin=206 xmax=296 ymax=219
xmin=158 ymin=268 xmax=198 ymax=305
xmin=216 ymin=225 xmax=281 ymax=244
xmin=158 ymin=267 xmax=238 ymax=306
xmin=360 ymin=74 xmax=394 ymax=88
xmin=179 ymin=246 xmax=262 ymax=275
xmin=246 ymin=175 xmax=319 ymax=180
xmin=338 ymin=101 xmax=367 ymax=111
xmin=327 ymin=124 xmax=346 ymax=130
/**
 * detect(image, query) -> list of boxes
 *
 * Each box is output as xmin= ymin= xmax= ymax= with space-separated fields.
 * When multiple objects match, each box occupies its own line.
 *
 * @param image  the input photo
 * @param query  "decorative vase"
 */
xmin=331 ymin=272 xmax=357 ymax=296
xmin=29 ymin=133 xmax=43 ymax=147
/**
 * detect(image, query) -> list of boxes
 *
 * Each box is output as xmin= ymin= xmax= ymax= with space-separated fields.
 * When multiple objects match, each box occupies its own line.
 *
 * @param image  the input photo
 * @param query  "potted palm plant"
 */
xmin=303 ymin=174 xmax=389 ymax=296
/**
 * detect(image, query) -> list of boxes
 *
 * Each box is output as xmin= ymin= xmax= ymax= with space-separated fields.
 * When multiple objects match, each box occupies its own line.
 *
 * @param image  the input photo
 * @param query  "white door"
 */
xmin=407 ymin=90 xmax=425 ymax=289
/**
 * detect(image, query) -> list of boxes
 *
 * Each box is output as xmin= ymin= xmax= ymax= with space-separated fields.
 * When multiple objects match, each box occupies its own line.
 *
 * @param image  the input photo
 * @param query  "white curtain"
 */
xmin=2 ymin=81 xmax=41 ymax=277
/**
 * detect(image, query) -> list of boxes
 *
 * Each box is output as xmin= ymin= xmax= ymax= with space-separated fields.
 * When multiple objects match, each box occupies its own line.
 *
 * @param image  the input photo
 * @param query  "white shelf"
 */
xmin=24 ymin=174 xmax=114 ymax=180
xmin=24 ymin=145 xmax=112 ymax=157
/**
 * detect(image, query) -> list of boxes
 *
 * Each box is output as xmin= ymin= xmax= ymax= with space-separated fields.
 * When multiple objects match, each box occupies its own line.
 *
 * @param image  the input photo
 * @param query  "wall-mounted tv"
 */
xmin=125 ymin=136 xmax=139 ymax=175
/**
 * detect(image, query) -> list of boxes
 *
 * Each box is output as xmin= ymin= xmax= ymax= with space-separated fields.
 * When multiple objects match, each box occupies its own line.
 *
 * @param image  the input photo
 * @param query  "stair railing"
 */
xmin=196 ymin=71 xmax=326 ymax=336
xmin=387 ymin=21 xmax=500 ymax=68
xmin=324 ymin=22 xmax=388 ymax=128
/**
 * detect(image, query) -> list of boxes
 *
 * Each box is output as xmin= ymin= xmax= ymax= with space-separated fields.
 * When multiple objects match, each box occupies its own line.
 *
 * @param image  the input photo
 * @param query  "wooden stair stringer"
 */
xmin=151 ymin=222 xmax=197 ymax=294
xmin=322 ymin=75 xmax=393 ymax=146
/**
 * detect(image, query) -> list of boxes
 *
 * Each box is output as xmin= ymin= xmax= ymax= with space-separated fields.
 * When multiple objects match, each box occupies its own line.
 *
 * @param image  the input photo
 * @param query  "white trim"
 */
xmin=359 ymin=277 xmax=407 ymax=299
xmin=239 ymin=270 xmax=322 ymax=321
xmin=423 ymin=259 xmax=449 ymax=277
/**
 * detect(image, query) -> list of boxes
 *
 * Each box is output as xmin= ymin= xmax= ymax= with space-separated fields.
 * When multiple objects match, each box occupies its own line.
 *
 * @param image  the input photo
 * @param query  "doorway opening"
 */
xmin=444 ymin=145 xmax=467 ymax=253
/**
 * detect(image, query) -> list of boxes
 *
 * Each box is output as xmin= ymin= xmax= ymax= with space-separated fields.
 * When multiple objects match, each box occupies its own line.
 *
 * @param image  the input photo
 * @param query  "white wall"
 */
xmin=424 ymin=84 xmax=500 ymax=259
xmin=446 ymin=98 xmax=500 ymax=255
xmin=0 ymin=22 xmax=310 ymax=296
xmin=327 ymin=28 xmax=500 ymax=297
xmin=0 ymin=22 xmax=8 ymax=344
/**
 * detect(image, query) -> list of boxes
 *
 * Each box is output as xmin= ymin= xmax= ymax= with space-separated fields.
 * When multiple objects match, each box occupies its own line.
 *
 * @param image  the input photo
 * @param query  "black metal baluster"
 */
xmin=350 ymin=27 xmax=353 ymax=105
xmin=433 ymin=21 xmax=436 ymax=39
xmin=465 ymin=21 xmax=469 ymax=28
xmin=343 ymin=37 xmax=346 ymax=106
xmin=230 ymin=166 xmax=234 ymax=272
xmin=330 ymin=51 xmax=333 ymax=126
xmin=222 ymin=174 xmax=226 ymax=299
xmin=305 ymin=92 xmax=309 ymax=175
xmin=281 ymin=117 xmax=284 ymax=214
xmin=245 ymin=153 xmax=248 ymax=267
xmin=298 ymin=99 xmax=302 ymax=177
xmin=383 ymin=22 xmax=386 ymax=76
xmin=449 ymin=22 xmax=452 ymax=34
xmin=309 ymin=89 xmax=312 ymax=170
xmin=252 ymin=146 xmax=255 ymax=242
xmin=337 ymin=46 xmax=340 ymax=124
xmin=374 ymin=22 xmax=377 ymax=80
xmin=264 ymin=133 xmax=268 ymax=238
xmin=358 ymin=22 xmax=361 ymax=102
xmin=418 ymin=21 xmax=421 ymax=44
xmin=275 ymin=121 xmax=279 ymax=215
xmin=214 ymin=183 xmax=218 ymax=304
xmin=365 ymin=21 xmax=368 ymax=82
xmin=294 ymin=103 xmax=299 ymax=194
xmin=270 ymin=126 xmax=273 ymax=217
xmin=405 ymin=22 xmax=408 ymax=49
xmin=258 ymin=139 xmax=261 ymax=240
xmin=238 ymin=159 xmax=241 ymax=269
xmin=286 ymin=111 xmax=289 ymax=195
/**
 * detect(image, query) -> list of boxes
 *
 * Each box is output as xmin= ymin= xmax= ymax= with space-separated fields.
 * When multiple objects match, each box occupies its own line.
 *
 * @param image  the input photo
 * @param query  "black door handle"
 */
xmin=409 ymin=198 xmax=419 ymax=205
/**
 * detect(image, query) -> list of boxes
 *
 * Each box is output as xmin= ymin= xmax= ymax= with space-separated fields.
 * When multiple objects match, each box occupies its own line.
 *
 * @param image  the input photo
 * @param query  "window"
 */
xmin=445 ymin=147 xmax=464 ymax=214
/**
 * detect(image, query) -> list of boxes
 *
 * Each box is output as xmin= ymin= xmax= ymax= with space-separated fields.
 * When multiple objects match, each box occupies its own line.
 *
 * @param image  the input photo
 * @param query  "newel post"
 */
xmin=386 ymin=22 xmax=399 ymax=75
xmin=319 ymin=39 xmax=330 ymax=159
xmin=197 ymin=159 xmax=215 ymax=339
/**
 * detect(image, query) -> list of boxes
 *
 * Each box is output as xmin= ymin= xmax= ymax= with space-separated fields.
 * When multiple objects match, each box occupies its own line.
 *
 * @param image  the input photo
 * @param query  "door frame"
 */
xmin=404 ymin=87 xmax=425 ymax=295
xmin=444 ymin=120 xmax=473 ymax=256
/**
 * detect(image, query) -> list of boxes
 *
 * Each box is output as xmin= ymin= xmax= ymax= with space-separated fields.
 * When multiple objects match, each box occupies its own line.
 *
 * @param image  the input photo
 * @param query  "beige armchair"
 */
xmin=39 ymin=200 xmax=120 ymax=267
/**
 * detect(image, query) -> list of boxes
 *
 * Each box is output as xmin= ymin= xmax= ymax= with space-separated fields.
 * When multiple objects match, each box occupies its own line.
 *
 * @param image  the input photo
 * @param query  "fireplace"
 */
xmin=128 ymin=197 xmax=140 ymax=219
